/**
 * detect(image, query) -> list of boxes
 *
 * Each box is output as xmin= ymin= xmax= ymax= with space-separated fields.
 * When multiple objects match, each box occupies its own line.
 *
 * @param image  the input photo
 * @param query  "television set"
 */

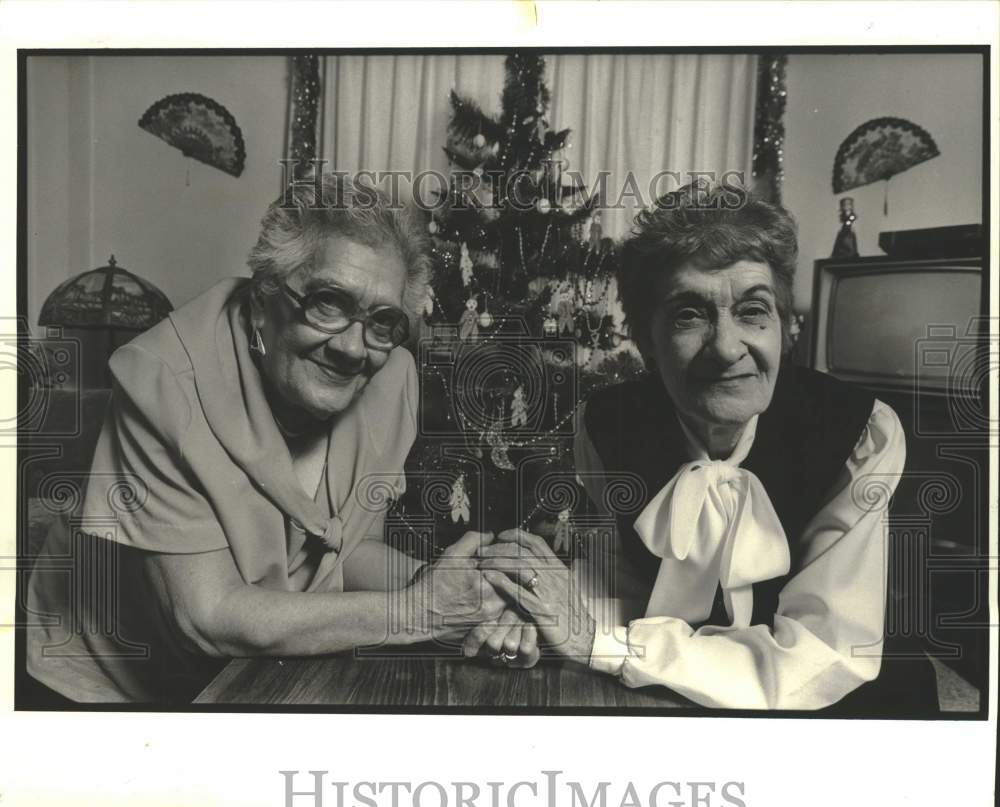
xmin=810 ymin=253 xmax=989 ymax=694
xmin=810 ymin=255 xmax=984 ymax=399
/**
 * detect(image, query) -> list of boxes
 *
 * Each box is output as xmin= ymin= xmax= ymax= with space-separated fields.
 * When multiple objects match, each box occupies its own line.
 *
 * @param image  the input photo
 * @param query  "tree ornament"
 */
xmin=543 ymin=315 xmax=558 ymax=337
xmin=555 ymin=286 xmax=575 ymax=335
xmin=421 ymin=286 xmax=436 ymax=320
xmin=537 ymin=198 xmax=552 ymax=214
xmin=477 ymin=294 xmax=494 ymax=329
xmin=588 ymin=211 xmax=603 ymax=250
xmin=428 ymin=220 xmax=438 ymax=234
xmin=510 ymin=385 xmax=528 ymax=428
xmin=490 ymin=445 xmax=515 ymax=471
xmin=459 ymin=242 xmax=474 ymax=286
xmin=473 ymin=133 xmax=486 ymax=148
xmin=553 ymin=508 xmax=572 ymax=553
xmin=480 ymin=186 xmax=496 ymax=215
xmin=599 ymin=315 xmax=619 ymax=349
xmin=484 ymin=398 xmax=515 ymax=470
xmin=449 ymin=474 xmax=471 ymax=524
xmin=458 ymin=296 xmax=479 ymax=341
xmin=489 ymin=414 xmax=515 ymax=471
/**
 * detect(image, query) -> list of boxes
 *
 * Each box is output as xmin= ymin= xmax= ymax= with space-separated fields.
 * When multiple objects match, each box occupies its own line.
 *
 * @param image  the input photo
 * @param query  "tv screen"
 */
xmin=813 ymin=258 xmax=982 ymax=395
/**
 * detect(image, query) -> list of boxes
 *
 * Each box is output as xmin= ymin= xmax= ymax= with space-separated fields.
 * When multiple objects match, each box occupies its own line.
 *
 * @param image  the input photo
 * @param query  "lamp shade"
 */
xmin=37 ymin=255 xmax=172 ymax=389
xmin=39 ymin=254 xmax=172 ymax=331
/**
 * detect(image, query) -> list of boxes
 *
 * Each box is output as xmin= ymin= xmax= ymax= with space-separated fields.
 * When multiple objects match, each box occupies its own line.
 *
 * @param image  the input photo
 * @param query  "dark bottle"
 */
xmin=832 ymin=196 xmax=859 ymax=258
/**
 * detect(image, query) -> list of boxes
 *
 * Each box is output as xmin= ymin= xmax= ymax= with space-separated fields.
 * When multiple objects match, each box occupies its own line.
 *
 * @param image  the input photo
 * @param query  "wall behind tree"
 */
xmin=26 ymin=55 xmax=288 ymax=332
xmin=27 ymin=53 xmax=985 ymax=328
xmin=782 ymin=52 xmax=984 ymax=312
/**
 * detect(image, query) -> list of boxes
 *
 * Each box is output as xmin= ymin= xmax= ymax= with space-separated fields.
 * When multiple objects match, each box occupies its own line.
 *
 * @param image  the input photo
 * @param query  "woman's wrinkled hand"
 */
xmin=408 ymin=531 xmax=507 ymax=640
xmin=461 ymin=608 xmax=540 ymax=669
xmin=477 ymin=528 xmax=596 ymax=665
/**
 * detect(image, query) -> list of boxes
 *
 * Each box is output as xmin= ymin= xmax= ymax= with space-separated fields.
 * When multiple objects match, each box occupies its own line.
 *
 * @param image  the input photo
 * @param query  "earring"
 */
xmin=250 ymin=326 xmax=267 ymax=357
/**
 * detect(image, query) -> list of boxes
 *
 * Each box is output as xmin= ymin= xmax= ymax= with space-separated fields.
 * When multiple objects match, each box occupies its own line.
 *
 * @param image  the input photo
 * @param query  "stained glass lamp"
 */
xmin=38 ymin=255 xmax=172 ymax=388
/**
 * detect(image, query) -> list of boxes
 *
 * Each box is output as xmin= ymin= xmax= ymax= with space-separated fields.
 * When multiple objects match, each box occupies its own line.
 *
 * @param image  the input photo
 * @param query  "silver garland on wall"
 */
xmin=286 ymin=55 xmax=322 ymax=177
xmin=752 ymin=54 xmax=788 ymax=204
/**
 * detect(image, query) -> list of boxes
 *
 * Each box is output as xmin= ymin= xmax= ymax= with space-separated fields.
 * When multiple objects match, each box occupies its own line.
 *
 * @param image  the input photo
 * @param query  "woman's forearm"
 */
xmin=147 ymin=533 xmax=501 ymax=661
xmin=342 ymin=539 xmax=425 ymax=592
xmin=199 ymin=584 xmax=431 ymax=658
xmin=145 ymin=548 xmax=432 ymax=659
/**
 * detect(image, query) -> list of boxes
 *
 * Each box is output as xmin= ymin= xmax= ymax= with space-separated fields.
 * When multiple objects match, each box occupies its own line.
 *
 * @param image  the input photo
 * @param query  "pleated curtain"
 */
xmin=318 ymin=53 xmax=758 ymax=240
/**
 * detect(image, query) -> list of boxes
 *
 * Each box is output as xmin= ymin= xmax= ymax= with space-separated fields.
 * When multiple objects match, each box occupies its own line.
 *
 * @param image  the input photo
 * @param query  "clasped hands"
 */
xmin=414 ymin=528 xmax=596 ymax=669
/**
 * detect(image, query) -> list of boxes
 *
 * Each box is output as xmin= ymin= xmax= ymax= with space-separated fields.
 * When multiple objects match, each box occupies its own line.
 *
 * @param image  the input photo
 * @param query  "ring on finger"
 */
xmin=525 ymin=570 xmax=540 ymax=592
xmin=501 ymin=649 xmax=518 ymax=663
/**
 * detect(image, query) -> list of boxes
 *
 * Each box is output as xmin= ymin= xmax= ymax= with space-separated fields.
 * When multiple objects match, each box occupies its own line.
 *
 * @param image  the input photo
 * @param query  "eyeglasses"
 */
xmin=282 ymin=282 xmax=409 ymax=351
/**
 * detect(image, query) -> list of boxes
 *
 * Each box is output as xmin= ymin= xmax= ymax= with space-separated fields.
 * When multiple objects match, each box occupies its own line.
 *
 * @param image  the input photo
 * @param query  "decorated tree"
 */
xmin=427 ymin=52 xmax=614 ymax=335
xmin=388 ymin=53 xmax=643 ymax=559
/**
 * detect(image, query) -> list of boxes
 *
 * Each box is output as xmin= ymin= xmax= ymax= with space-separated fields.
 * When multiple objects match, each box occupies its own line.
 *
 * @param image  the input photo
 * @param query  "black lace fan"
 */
xmin=832 ymin=117 xmax=939 ymax=194
xmin=138 ymin=92 xmax=246 ymax=177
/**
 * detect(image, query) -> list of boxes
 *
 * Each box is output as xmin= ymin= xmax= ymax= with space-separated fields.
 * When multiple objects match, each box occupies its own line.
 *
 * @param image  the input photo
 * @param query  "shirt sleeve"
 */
xmin=588 ymin=399 xmax=905 ymax=710
xmin=82 ymin=343 xmax=231 ymax=554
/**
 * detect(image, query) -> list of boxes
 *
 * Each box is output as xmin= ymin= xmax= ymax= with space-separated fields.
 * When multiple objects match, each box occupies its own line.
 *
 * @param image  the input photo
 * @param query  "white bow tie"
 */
xmin=632 ymin=459 xmax=790 ymax=628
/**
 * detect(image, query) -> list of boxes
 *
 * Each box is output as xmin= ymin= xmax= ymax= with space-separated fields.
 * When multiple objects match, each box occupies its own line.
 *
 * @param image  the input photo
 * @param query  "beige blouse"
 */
xmin=27 ymin=278 xmax=417 ymax=702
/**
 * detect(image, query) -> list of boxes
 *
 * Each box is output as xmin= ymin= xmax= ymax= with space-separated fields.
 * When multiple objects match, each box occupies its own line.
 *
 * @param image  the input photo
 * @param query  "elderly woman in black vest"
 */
xmin=477 ymin=181 xmax=926 ymax=711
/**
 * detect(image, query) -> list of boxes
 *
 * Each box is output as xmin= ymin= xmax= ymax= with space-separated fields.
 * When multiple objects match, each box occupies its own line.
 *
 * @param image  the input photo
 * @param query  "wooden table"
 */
xmin=191 ymin=581 xmax=977 ymax=713
xmin=194 ymin=646 xmax=693 ymax=710
xmin=194 ymin=589 xmax=694 ymax=710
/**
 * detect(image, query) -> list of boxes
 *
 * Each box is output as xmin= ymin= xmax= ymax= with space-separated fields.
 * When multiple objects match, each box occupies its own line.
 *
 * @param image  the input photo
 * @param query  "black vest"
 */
xmin=584 ymin=364 xmax=876 ymax=627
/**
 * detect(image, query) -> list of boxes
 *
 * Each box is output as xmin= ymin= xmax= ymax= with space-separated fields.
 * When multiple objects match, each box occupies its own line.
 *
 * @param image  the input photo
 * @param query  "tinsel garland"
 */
xmin=287 ymin=55 xmax=321 ymax=177
xmin=752 ymin=54 xmax=788 ymax=203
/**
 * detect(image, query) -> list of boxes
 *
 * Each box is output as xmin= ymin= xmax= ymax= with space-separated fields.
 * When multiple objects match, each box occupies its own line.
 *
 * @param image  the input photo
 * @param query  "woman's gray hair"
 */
xmin=247 ymin=171 xmax=431 ymax=324
xmin=617 ymin=179 xmax=798 ymax=355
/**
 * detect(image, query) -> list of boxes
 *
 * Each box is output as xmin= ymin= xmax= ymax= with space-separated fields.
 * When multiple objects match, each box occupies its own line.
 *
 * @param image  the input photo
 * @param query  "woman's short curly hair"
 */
xmin=247 ymin=171 xmax=431 ymax=325
xmin=617 ymin=179 xmax=798 ymax=355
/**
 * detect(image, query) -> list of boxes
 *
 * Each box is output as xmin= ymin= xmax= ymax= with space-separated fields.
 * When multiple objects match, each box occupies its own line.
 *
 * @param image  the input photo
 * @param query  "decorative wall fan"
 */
xmin=832 ymin=117 xmax=939 ymax=213
xmin=138 ymin=92 xmax=246 ymax=177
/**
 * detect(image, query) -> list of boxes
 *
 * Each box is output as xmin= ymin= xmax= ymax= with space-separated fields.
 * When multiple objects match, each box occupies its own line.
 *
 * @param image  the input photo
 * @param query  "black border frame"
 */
xmin=12 ymin=44 xmax=993 ymax=721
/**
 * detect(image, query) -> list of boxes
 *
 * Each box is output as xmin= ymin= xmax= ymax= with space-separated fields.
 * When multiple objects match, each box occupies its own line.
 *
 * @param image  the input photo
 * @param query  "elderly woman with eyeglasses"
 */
xmin=476 ymin=181 xmax=937 ymax=712
xmin=26 ymin=173 xmax=523 ymax=703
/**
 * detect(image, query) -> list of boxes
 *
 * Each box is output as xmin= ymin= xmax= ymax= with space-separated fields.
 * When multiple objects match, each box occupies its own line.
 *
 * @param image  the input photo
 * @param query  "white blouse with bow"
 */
xmin=576 ymin=399 xmax=905 ymax=710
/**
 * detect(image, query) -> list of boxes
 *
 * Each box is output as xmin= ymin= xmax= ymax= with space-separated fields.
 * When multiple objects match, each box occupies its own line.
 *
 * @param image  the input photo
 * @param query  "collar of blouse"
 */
xmin=632 ymin=412 xmax=791 ymax=628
